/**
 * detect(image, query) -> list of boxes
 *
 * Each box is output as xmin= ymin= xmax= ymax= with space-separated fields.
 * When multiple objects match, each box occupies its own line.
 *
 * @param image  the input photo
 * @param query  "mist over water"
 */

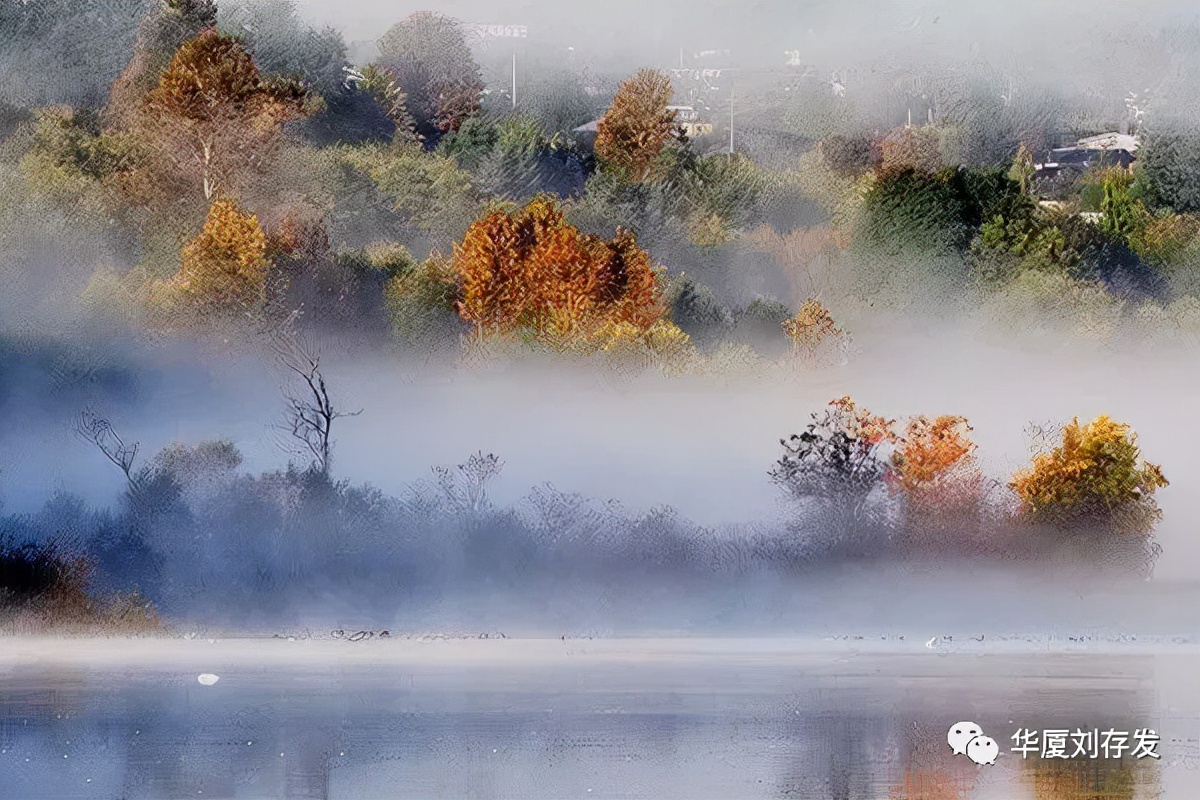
xmin=2 ymin=302 xmax=1198 ymax=636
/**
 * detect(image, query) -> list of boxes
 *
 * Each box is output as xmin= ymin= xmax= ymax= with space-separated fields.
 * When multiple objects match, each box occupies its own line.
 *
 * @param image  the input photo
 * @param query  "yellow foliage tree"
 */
xmin=595 ymin=69 xmax=680 ymax=183
xmin=1009 ymin=415 xmax=1168 ymax=533
xmin=176 ymin=197 xmax=271 ymax=310
xmin=453 ymin=194 xmax=665 ymax=345
xmin=782 ymin=298 xmax=845 ymax=354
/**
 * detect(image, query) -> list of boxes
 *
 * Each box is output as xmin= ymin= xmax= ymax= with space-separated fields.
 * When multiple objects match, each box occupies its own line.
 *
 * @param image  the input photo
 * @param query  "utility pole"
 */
xmin=729 ymin=89 xmax=734 ymax=157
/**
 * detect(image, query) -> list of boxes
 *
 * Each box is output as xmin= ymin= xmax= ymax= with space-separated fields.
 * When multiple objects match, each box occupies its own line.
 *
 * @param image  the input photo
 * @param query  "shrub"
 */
xmin=770 ymin=397 xmax=898 ymax=553
xmin=887 ymin=415 xmax=987 ymax=547
xmin=1009 ymin=415 xmax=1168 ymax=534
xmin=384 ymin=253 xmax=465 ymax=342
xmin=452 ymin=193 xmax=665 ymax=345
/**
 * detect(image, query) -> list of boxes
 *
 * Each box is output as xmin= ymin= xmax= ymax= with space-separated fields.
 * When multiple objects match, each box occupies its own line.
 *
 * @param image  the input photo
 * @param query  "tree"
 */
xmin=1009 ymin=415 xmax=1168 ymax=534
xmin=452 ymin=194 xmax=665 ymax=343
xmin=139 ymin=28 xmax=314 ymax=201
xmin=595 ymin=69 xmax=682 ymax=184
xmin=375 ymin=11 xmax=484 ymax=143
xmin=887 ymin=415 xmax=986 ymax=544
xmin=877 ymin=125 xmax=943 ymax=174
xmin=217 ymin=0 xmax=347 ymax=96
xmin=859 ymin=167 xmax=975 ymax=255
xmin=1096 ymin=169 xmax=1150 ymax=241
xmin=782 ymin=298 xmax=845 ymax=356
xmin=1135 ymin=131 xmax=1200 ymax=214
xmin=274 ymin=336 xmax=361 ymax=479
xmin=174 ymin=197 xmax=271 ymax=312
xmin=821 ymin=134 xmax=873 ymax=177
xmin=771 ymin=396 xmax=896 ymax=501
xmin=105 ymin=0 xmax=219 ymax=132
xmin=74 ymin=407 xmax=143 ymax=494
xmin=770 ymin=397 xmax=898 ymax=551
xmin=0 ymin=0 xmax=149 ymax=111
xmin=355 ymin=63 xmax=420 ymax=143
xmin=1008 ymin=142 xmax=1035 ymax=195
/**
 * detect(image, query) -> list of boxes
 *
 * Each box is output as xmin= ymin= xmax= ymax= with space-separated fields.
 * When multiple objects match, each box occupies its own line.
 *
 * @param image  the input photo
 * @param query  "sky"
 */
xmin=286 ymin=0 xmax=1200 ymax=131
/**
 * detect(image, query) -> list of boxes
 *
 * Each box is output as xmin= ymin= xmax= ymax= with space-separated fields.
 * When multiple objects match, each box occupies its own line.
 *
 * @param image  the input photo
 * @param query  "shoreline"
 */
xmin=2 ymin=632 xmax=1198 ymax=670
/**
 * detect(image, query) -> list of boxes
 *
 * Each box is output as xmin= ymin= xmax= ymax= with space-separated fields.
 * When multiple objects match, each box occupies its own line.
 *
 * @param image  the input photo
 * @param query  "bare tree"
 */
xmin=75 ymin=407 xmax=143 ymax=494
xmin=273 ymin=336 xmax=361 ymax=479
xmin=433 ymin=451 xmax=504 ymax=514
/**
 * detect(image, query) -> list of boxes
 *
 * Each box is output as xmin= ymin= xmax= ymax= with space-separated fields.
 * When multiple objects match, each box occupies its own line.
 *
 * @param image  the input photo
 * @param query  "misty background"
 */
xmin=2 ymin=0 xmax=1200 ymax=632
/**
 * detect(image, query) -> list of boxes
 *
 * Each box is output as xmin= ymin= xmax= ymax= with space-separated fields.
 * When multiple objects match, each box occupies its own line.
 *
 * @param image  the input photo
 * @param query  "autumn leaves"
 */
xmin=772 ymin=397 xmax=1168 ymax=559
xmin=454 ymin=195 xmax=665 ymax=344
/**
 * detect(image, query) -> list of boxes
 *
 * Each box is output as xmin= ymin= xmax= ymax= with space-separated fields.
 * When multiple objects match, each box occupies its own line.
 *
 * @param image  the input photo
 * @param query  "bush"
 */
xmin=1009 ymin=416 xmax=1168 ymax=534
xmin=1135 ymin=131 xmax=1200 ymax=214
xmin=663 ymin=274 xmax=734 ymax=349
xmin=384 ymin=252 xmax=466 ymax=344
xmin=886 ymin=416 xmax=988 ymax=549
xmin=452 ymin=193 xmax=665 ymax=345
xmin=770 ymin=397 xmax=898 ymax=554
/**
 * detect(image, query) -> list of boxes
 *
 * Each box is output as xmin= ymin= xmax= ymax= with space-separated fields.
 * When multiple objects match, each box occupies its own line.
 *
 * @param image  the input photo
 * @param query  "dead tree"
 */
xmin=274 ymin=336 xmax=361 ymax=479
xmin=75 ymin=407 xmax=144 ymax=495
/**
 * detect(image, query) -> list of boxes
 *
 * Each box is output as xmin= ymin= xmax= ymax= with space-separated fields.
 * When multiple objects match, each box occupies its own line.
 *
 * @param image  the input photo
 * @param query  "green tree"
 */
xmin=375 ymin=11 xmax=484 ymax=143
xmin=1008 ymin=143 xmax=1035 ymax=194
xmin=1098 ymin=170 xmax=1150 ymax=241
xmin=1135 ymin=131 xmax=1200 ymax=213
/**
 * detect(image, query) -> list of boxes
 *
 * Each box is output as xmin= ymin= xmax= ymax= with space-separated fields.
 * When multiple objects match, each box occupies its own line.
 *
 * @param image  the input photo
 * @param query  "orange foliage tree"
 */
xmin=887 ymin=415 xmax=986 ymax=542
xmin=104 ymin=0 xmax=218 ymax=132
xmin=452 ymin=194 xmax=665 ymax=342
xmin=138 ymin=28 xmax=314 ymax=202
xmin=595 ymin=69 xmax=681 ymax=183
xmin=175 ymin=197 xmax=271 ymax=311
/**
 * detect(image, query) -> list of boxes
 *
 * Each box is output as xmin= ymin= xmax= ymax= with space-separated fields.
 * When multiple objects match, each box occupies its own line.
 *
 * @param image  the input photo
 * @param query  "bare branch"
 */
xmin=74 ymin=407 xmax=142 ymax=491
xmin=273 ymin=334 xmax=361 ymax=478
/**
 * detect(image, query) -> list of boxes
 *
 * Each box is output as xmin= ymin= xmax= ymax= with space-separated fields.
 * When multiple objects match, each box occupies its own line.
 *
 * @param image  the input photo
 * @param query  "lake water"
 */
xmin=1 ymin=638 xmax=1197 ymax=799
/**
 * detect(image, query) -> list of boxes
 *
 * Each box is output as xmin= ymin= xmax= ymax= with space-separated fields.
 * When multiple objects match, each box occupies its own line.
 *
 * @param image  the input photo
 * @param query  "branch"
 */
xmin=74 ymin=407 xmax=140 ymax=489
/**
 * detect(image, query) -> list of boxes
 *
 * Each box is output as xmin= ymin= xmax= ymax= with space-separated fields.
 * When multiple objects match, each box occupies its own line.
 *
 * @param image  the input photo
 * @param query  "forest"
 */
xmin=0 ymin=0 xmax=1196 ymax=633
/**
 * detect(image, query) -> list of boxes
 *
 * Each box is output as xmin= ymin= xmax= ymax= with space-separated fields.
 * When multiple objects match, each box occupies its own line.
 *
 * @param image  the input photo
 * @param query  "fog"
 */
xmin=3 ymin=0 xmax=1200 ymax=635
xmin=291 ymin=0 xmax=1200 ymax=125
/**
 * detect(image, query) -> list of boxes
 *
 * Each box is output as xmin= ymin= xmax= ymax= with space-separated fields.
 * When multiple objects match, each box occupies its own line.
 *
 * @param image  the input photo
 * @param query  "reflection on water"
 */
xmin=883 ymin=719 xmax=1163 ymax=800
xmin=1024 ymin=756 xmax=1161 ymax=800
xmin=0 ymin=651 xmax=1187 ymax=799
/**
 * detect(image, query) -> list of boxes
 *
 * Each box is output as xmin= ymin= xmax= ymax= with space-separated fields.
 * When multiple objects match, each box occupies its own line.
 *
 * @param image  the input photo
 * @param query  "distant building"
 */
xmin=1076 ymin=132 xmax=1140 ymax=153
xmin=1034 ymin=146 xmax=1135 ymax=179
